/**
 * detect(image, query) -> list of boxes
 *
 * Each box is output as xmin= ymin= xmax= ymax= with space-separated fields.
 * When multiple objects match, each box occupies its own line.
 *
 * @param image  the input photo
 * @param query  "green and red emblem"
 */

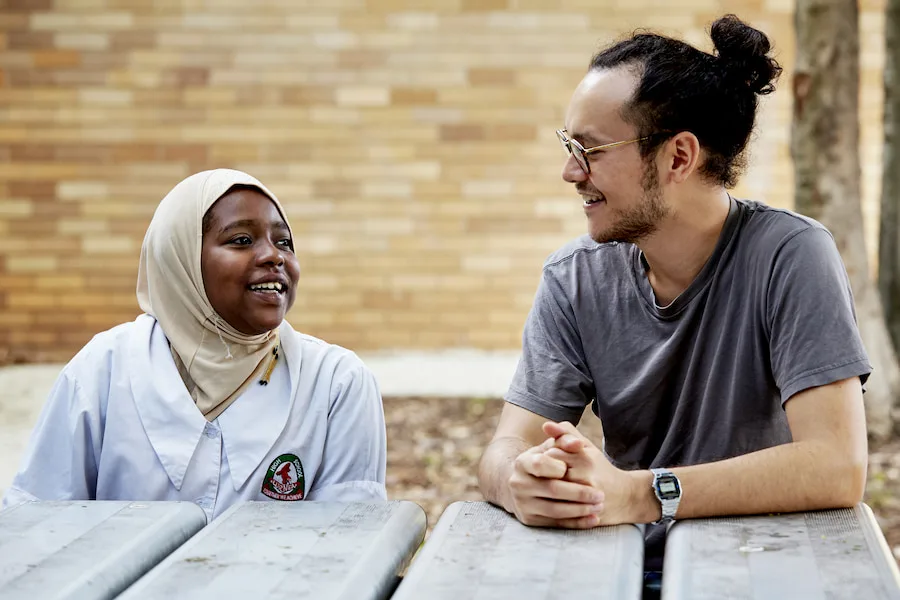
xmin=261 ymin=453 xmax=305 ymax=501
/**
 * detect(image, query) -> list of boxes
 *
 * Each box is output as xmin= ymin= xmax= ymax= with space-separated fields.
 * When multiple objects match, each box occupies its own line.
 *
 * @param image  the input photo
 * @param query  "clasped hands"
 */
xmin=507 ymin=421 xmax=638 ymax=528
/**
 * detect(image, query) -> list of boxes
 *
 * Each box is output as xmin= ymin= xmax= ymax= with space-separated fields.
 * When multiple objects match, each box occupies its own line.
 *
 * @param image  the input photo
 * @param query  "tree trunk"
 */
xmin=792 ymin=0 xmax=899 ymax=442
xmin=880 ymin=0 xmax=900 ymax=354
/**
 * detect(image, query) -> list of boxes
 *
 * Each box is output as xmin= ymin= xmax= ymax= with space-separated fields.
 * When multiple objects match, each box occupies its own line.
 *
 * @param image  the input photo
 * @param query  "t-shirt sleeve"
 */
xmin=767 ymin=226 xmax=871 ymax=403
xmin=506 ymin=267 xmax=594 ymax=423
xmin=305 ymin=356 xmax=387 ymax=502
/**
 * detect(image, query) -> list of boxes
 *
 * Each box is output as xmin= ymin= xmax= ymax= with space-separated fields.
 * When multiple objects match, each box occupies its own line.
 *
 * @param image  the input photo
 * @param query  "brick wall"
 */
xmin=0 ymin=0 xmax=887 ymax=362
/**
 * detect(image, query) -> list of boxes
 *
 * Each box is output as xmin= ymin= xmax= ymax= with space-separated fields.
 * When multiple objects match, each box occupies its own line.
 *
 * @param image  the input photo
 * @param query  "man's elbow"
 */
xmin=831 ymin=454 xmax=867 ymax=507
xmin=477 ymin=441 xmax=505 ymax=504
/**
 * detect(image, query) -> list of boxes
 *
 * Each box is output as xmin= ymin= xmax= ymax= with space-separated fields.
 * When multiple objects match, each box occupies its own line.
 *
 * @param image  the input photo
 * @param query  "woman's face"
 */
xmin=201 ymin=187 xmax=300 ymax=336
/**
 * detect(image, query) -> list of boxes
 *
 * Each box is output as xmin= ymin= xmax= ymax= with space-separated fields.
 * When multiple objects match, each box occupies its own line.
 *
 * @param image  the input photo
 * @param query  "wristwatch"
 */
xmin=650 ymin=468 xmax=682 ymax=524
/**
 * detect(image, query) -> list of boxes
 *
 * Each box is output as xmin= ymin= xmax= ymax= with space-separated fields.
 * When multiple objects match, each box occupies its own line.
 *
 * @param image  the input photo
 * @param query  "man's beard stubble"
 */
xmin=589 ymin=162 xmax=670 ymax=245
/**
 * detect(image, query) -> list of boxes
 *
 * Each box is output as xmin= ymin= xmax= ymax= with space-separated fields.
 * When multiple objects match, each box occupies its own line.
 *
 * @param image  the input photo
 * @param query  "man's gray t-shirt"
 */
xmin=507 ymin=198 xmax=870 ymax=521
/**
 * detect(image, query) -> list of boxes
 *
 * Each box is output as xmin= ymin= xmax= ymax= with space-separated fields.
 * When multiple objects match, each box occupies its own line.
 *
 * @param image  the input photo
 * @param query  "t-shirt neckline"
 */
xmin=630 ymin=196 xmax=742 ymax=320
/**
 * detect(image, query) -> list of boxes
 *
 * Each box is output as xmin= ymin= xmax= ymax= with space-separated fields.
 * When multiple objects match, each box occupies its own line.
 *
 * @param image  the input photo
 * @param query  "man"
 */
xmin=478 ymin=13 xmax=870 ymax=582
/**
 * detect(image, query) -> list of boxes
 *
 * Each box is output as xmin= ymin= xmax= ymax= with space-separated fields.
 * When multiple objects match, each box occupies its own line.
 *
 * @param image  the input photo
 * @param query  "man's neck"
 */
xmin=638 ymin=189 xmax=732 ymax=306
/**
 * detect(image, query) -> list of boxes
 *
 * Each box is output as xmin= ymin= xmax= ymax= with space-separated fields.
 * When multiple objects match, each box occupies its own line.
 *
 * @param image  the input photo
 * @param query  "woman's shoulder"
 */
xmin=65 ymin=315 xmax=151 ymax=376
xmin=278 ymin=321 xmax=368 ymax=376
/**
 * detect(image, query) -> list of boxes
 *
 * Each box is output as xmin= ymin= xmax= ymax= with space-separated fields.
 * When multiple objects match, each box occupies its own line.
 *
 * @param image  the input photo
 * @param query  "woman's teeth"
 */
xmin=249 ymin=282 xmax=284 ymax=293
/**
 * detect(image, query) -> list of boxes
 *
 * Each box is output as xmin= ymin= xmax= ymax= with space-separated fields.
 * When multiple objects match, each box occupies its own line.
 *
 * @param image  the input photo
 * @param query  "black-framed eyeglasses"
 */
xmin=556 ymin=129 xmax=653 ymax=175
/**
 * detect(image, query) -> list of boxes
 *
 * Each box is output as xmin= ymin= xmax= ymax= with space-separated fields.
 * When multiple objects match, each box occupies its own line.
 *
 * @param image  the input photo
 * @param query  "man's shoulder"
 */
xmin=738 ymin=199 xmax=831 ymax=246
xmin=542 ymin=235 xmax=629 ymax=273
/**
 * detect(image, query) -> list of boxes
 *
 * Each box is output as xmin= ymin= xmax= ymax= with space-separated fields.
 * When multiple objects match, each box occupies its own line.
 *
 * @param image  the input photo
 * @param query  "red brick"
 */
xmin=9 ymin=181 xmax=55 ymax=198
xmin=32 ymin=50 xmax=81 ymax=69
xmin=7 ymin=31 xmax=52 ymax=49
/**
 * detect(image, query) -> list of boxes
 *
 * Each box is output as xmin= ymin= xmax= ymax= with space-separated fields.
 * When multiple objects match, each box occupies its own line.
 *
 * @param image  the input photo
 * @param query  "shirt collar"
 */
xmin=128 ymin=315 xmax=207 ymax=491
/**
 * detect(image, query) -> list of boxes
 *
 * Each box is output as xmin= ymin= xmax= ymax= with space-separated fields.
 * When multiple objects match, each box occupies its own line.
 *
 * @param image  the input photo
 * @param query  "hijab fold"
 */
xmin=136 ymin=169 xmax=291 ymax=421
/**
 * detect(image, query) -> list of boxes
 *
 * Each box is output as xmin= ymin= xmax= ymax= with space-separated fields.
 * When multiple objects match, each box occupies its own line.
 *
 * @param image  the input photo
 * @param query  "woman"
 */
xmin=3 ymin=169 xmax=386 ymax=519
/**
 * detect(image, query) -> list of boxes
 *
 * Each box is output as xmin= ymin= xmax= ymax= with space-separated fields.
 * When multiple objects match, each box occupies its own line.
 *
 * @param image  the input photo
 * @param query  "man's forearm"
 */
xmin=627 ymin=439 xmax=867 ymax=523
xmin=478 ymin=436 xmax=530 ymax=513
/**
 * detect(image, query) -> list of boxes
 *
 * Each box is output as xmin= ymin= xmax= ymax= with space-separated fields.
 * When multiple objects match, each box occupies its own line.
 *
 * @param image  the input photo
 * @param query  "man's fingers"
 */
xmin=515 ymin=450 xmax=567 ymax=479
xmin=518 ymin=512 xmax=603 ymax=530
xmin=553 ymin=433 xmax=585 ymax=453
xmin=510 ymin=471 xmax=603 ymax=504
xmin=542 ymin=422 xmax=590 ymax=453
xmin=537 ymin=437 xmax=557 ymax=452
xmin=542 ymin=448 xmax=597 ymax=485
xmin=524 ymin=498 xmax=604 ymax=521
xmin=544 ymin=447 xmax=590 ymax=468
xmin=541 ymin=478 xmax=604 ymax=504
xmin=543 ymin=420 xmax=579 ymax=439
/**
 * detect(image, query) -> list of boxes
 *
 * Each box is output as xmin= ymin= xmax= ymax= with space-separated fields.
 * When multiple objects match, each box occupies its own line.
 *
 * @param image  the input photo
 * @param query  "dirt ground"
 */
xmin=385 ymin=396 xmax=900 ymax=561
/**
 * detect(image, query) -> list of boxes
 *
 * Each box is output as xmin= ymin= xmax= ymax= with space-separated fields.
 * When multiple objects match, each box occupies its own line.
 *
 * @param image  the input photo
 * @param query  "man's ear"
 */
xmin=663 ymin=132 xmax=702 ymax=184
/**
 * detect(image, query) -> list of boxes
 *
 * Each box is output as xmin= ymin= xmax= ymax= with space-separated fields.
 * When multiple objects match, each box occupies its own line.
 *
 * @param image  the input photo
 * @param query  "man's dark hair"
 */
xmin=590 ymin=14 xmax=782 ymax=188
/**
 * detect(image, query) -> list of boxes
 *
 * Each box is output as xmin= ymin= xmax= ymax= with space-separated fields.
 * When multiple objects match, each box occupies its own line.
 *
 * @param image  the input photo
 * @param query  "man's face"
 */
xmin=201 ymin=188 xmax=301 ymax=335
xmin=562 ymin=67 xmax=670 ymax=244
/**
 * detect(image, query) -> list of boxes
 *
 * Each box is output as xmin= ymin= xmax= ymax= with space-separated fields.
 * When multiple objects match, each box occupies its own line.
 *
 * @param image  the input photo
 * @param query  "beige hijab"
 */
xmin=136 ymin=169 xmax=292 ymax=421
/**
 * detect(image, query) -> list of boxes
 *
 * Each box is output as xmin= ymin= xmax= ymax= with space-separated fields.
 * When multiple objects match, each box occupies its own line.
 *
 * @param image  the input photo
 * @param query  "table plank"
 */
xmin=0 ymin=500 xmax=207 ymax=600
xmin=392 ymin=501 xmax=645 ymax=600
xmin=118 ymin=501 xmax=426 ymax=600
xmin=662 ymin=503 xmax=900 ymax=600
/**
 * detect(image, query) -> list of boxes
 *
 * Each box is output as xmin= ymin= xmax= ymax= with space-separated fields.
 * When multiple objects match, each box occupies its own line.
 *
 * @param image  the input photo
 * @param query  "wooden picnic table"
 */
xmin=117 ymin=500 xmax=426 ymax=600
xmin=0 ymin=500 xmax=206 ymax=600
xmin=5 ymin=498 xmax=899 ymax=599
xmin=392 ymin=501 xmax=645 ymax=599
xmin=661 ymin=503 xmax=900 ymax=599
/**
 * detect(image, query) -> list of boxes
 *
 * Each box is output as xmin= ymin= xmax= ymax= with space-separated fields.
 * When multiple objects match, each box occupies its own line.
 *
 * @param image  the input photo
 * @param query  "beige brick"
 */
xmin=286 ymin=14 xmax=341 ymax=29
xmin=34 ymin=312 xmax=83 ymax=326
xmin=59 ymin=293 xmax=136 ymax=309
xmin=7 ymin=293 xmax=59 ymax=309
xmin=54 ymin=33 xmax=110 ymax=50
xmin=10 ymin=330 xmax=57 ymax=345
xmin=75 ymin=88 xmax=130 ymax=107
xmin=0 ymin=200 xmax=34 ymax=218
xmin=57 ymin=181 xmax=109 ymax=200
xmin=386 ymin=12 xmax=439 ymax=29
xmin=6 ymin=257 xmax=58 ymax=273
xmin=362 ymin=181 xmax=413 ymax=197
xmin=335 ymin=86 xmax=390 ymax=107
xmin=81 ymin=236 xmax=134 ymax=255
xmin=84 ymin=311 xmax=140 ymax=327
xmin=34 ymin=276 xmax=84 ymax=290
xmin=461 ymin=255 xmax=513 ymax=272
xmin=310 ymin=107 xmax=361 ymax=125
xmin=462 ymin=180 xmax=515 ymax=197
xmin=31 ymin=12 xmax=134 ymax=31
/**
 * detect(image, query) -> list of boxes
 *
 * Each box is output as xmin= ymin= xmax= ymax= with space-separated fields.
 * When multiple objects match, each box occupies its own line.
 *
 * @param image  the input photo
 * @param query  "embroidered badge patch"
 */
xmin=261 ymin=453 xmax=305 ymax=501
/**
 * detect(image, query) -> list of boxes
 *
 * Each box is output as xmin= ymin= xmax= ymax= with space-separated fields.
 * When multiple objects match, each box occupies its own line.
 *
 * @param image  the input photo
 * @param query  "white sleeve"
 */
xmin=305 ymin=357 xmax=387 ymax=502
xmin=1 ymin=368 xmax=101 ymax=508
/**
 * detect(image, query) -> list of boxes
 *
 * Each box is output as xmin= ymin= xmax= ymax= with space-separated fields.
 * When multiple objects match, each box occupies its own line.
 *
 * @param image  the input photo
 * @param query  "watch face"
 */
xmin=655 ymin=474 xmax=681 ymax=500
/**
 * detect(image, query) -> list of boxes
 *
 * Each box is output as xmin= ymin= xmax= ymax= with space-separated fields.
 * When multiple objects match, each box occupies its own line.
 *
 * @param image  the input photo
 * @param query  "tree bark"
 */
xmin=792 ymin=0 xmax=899 ymax=442
xmin=880 ymin=0 xmax=900 ymax=354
